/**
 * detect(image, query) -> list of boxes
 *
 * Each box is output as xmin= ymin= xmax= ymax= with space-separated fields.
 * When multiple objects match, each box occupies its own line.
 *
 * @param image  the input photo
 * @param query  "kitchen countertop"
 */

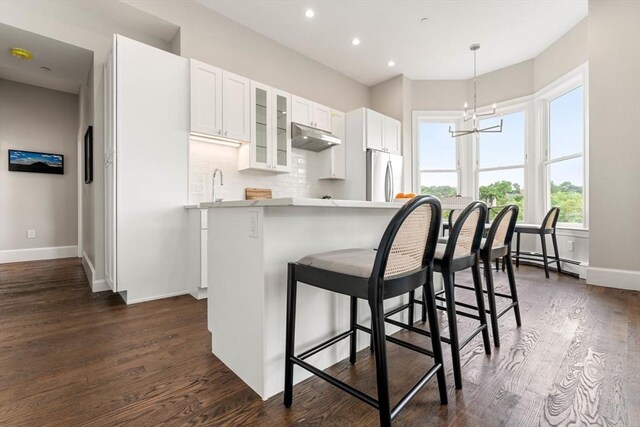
xmin=194 ymin=198 xmax=408 ymax=209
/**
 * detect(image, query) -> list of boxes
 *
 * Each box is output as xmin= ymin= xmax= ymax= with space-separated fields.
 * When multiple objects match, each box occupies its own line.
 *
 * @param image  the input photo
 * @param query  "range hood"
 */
xmin=291 ymin=123 xmax=341 ymax=152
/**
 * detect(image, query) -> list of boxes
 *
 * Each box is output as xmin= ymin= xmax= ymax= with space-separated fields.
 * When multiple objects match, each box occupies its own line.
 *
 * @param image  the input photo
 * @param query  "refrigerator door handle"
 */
xmin=385 ymin=161 xmax=392 ymax=202
xmin=388 ymin=161 xmax=395 ymax=201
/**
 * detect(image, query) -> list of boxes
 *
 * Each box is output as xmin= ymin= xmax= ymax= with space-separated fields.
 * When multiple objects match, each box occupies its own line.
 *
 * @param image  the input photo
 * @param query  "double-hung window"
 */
xmin=417 ymin=120 xmax=459 ymax=197
xmin=544 ymin=85 xmax=586 ymax=227
xmin=476 ymin=110 xmax=526 ymax=220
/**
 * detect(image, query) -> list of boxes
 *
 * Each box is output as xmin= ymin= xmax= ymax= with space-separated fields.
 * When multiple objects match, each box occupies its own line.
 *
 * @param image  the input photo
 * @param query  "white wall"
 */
xmin=587 ymin=0 xmax=640 ymax=288
xmin=0 ymin=79 xmax=79 ymax=261
xmin=123 ymin=0 xmax=370 ymax=114
xmin=534 ymin=18 xmax=588 ymax=92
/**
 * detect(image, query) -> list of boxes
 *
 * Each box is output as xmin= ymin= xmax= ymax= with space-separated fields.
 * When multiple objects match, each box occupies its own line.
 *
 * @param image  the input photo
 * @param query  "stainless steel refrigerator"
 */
xmin=366 ymin=149 xmax=403 ymax=202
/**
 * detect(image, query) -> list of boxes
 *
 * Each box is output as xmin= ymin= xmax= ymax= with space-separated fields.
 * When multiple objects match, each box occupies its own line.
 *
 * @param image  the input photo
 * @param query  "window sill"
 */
xmin=555 ymin=226 xmax=589 ymax=238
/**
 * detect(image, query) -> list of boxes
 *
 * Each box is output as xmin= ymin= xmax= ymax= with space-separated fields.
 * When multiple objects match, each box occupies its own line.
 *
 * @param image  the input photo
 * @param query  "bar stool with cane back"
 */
xmin=514 ymin=207 xmax=561 ymax=278
xmin=479 ymin=205 xmax=521 ymax=347
xmin=284 ymin=196 xmax=447 ymax=426
xmin=441 ymin=208 xmax=461 ymax=237
xmin=391 ymin=201 xmax=491 ymax=390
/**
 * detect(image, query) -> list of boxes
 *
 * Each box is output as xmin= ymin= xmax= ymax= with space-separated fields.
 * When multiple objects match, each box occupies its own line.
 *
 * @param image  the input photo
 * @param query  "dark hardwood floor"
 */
xmin=1 ymin=258 xmax=638 ymax=426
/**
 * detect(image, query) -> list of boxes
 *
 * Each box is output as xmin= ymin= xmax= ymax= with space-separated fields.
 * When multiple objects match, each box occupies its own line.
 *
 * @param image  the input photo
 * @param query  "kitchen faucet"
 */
xmin=212 ymin=168 xmax=224 ymax=202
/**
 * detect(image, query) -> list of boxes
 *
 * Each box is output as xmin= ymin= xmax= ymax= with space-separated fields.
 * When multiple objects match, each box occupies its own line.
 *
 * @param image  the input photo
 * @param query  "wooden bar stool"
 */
xmin=514 ymin=207 xmax=561 ymax=278
xmin=479 ymin=205 xmax=521 ymax=347
xmin=394 ymin=201 xmax=491 ymax=390
xmin=284 ymin=196 xmax=447 ymax=426
xmin=441 ymin=208 xmax=461 ymax=237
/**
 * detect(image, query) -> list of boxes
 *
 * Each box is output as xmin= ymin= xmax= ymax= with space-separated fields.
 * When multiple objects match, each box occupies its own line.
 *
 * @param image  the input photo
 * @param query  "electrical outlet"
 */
xmin=249 ymin=211 xmax=258 ymax=238
xmin=27 ymin=229 xmax=36 ymax=239
xmin=567 ymin=240 xmax=574 ymax=252
xmin=192 ymin=183 xmax=205 ymax=195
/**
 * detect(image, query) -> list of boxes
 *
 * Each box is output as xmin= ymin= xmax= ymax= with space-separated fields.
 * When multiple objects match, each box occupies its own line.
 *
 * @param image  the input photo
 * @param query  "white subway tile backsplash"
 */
xmin=189 ymin=140 xmax=343 ymax=204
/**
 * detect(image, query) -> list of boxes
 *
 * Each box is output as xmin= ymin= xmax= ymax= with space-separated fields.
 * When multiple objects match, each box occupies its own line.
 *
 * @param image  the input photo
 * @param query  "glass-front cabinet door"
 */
xmin=250 ymin=82 xmax=272 ymax=170
xmin=240 ymin=81 xmax=291 ymax=173
xmin=273 ymin=89 xmax=291 ymax=172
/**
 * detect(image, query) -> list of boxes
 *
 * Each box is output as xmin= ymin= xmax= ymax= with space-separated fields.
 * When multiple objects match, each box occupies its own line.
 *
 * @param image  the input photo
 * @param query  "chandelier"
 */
xmin=449 ymin=44 xmax=503 ymax=137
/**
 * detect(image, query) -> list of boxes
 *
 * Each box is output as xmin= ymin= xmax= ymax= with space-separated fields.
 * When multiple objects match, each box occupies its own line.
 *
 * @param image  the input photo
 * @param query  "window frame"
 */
xmin=413 ymin=112 xmax=463 ymax=197
xmin=473 ymin=103 xmax=530 ymax=220
xmin=537 ymin=65 xmax=589 ymax=229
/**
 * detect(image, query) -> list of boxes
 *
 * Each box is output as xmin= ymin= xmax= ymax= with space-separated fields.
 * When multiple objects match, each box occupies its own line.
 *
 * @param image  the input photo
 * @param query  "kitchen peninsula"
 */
xmin=204 ymin=197 xmax=465 ymax=399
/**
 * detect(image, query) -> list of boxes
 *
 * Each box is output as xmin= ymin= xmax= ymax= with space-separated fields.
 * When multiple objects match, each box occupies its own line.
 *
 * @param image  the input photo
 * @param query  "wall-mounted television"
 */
xmin=8 ymin=149 xmax=64 ymax=175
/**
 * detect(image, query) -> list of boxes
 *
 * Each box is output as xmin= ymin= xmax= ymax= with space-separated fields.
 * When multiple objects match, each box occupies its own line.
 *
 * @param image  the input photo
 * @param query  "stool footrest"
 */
xmin=290 ymin=356 xmax=379 ymax=409
xmin=435 ymin=303 xmax=481 ymax=321
xmin=298 ymin=330 xmax=353 ymax=360
xmin=496 ymin=302 xmax=518 ymax=319
xmin=391 ymin=363 xmax=443 ymax=419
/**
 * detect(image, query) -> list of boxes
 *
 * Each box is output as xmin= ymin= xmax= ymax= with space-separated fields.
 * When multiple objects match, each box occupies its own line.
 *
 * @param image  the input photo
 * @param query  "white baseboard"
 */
xmin=0 ymin=245 xmax=78 ymax=264
xmin=124 ymin=290 xmax=189 ymax=305
xmin=82 ymin=251 xmax=110 ymax=292
xmin=189 ymin=287 xmax=208 ymax=300
xmin=587 ymin=267 xmax=640 ymax=291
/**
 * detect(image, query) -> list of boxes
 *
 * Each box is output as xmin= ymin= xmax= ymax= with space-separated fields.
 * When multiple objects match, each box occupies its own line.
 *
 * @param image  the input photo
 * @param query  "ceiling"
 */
xmin=0 ymin=24 xmax=93 ymax=94
xmin=197 ymin=0 xmax=587 ymax=86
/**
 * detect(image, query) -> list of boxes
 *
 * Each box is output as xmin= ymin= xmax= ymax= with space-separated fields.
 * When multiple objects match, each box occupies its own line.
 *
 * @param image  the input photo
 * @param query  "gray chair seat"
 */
xmin=514 ymin=223 xmax=544 ymax=234
xmin=299 ymin=248 xmax=422 ymax=280
xmin=298 ymin=248 xmax=376 ymax=278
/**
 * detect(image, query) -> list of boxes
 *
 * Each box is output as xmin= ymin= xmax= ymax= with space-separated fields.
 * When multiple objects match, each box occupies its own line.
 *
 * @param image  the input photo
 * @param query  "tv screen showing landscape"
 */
xmin=8 ymin=149 xmax=64 ymax=175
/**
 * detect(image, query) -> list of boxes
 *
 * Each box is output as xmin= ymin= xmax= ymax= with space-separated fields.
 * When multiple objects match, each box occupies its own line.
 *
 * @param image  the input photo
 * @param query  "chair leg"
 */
xmin=442 ymin=271 xmax=462 ymax=389
xmin=483 ymin=256 xmax=501 ymax=347
xmin=505 ymin=252 xmax=522 ymax=327
xmin=370 ymin=298 xmax=392 ymax=426
xmin=515 ymin=232 xmax=521 ymax=268
xmin=349 ymin=296 xmax=357 ymax=364
xmin=472 ymin=263 xmax=491 ymax=355
xmin=284 ymin=263 xmax=297 ymax=407
xmin=423 ymin=267 xmax=448 ymax=405
xmin=408 ymin=290 xmax=415 ymax=325
xmin=540 ymin=234 xmax=550 ymax=278
xmin=421 ymin=288 xmax=427 ymax=323
xmin=552 ymin=232 xmax=562 ymax=273
xmin=495 ymin=258 xmax=500 ymax=271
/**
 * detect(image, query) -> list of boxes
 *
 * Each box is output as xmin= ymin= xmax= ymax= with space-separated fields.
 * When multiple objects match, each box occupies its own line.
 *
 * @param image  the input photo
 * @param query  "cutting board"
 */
xmin=245 ymin=188 xmax=273 ymax=200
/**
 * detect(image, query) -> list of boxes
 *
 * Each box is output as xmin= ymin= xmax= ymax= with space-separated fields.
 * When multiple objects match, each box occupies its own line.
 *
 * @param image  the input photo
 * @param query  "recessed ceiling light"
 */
xmin=388 ymin=61 xmax=395 ymax=67
xmin=10 ymin=47 xmax=33 ymax=60
xmin=351 ymin=38 xmax=361 ymax=46
xmin=305 ymin=9 xmax=314 ymax=18
xmin=40 ymin=66 xmax=52 ymax=72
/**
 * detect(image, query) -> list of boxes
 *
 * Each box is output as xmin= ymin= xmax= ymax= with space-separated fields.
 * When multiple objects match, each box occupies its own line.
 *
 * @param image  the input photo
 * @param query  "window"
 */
xmin=477 ymin=111 xmax=526 ymax=220
xmin=546 ymin=85 xmax=585 ymax=226
xmin=418 ymin=121 xmax=459 ymax=198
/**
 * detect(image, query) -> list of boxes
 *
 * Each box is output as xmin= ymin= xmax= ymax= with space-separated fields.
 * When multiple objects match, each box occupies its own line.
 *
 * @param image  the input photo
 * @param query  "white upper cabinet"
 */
xmin=318 ymin=110 xmax=346 ymax=180
xmin=190 ymin=60 xmax=251 ymax=142
xmin=365 ymin=109 xmax=385 ymax=151
xmin=291 ymin=95 xmax=313 ymax=127
xmin=239 ymin=81 xmax=291 ymax=173
xmin=312 ymin=103 xmax=332 ymax=132
xmin=362 ymin=108 xmax=401 ymax=155
xmin=190 ymin=59 xmax=222 ymax=136
xmin=222 ymin=71 xmax=251 ymax=142
xmin=291 ymin=95 xmax=332 ymax=132
xmin=382 ymin=116 xmax=401 ymax=155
